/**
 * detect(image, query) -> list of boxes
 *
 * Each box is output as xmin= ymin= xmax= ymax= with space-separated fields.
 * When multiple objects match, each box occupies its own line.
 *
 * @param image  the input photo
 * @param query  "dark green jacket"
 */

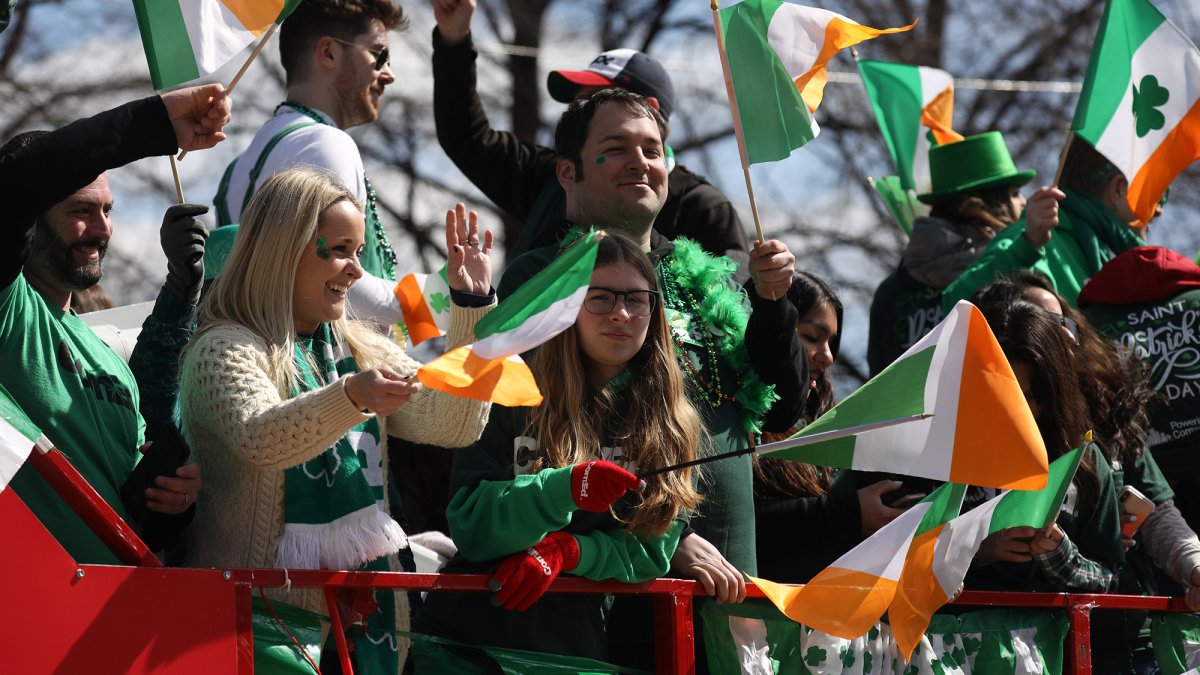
xmin=943 ymin=191 xmax=1143 ymax=310
xmin=415 ymin=405 xmax=685 ymax=660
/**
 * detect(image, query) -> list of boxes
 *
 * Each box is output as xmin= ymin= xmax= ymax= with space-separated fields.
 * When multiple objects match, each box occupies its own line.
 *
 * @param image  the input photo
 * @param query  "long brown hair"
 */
xmin=983 ymin=300 xmax=1100 ymax=505
xmin=526 ymin=231 xmax=703 ymax=537
xmin=974 ymin=271 xmax=1153 ymax=467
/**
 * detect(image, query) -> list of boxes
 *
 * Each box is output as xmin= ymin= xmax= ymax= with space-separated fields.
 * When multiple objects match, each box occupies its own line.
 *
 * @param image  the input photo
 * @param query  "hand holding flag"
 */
xmin=418 ymin=232 xmax=600 ymax=406
xmin=160 ymin=84 xmax=233 ymax=152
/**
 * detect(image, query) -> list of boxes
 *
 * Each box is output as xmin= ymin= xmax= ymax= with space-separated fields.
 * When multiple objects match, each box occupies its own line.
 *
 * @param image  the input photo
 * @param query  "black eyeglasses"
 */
xmin=330 ymin=37 xmax=389 ymax=71
xmin=583 ymin=288 xmax=659 ymax=317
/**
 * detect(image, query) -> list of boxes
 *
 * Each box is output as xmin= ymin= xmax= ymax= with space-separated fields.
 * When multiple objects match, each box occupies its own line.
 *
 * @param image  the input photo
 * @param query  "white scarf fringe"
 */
xmin=275 ymin=506 xmax=408 ymax=570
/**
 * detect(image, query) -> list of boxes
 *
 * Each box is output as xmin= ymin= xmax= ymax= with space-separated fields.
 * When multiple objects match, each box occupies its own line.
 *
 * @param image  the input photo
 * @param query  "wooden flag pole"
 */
xmin=177 ymin=22 xmax=280 ymax=162
xmin=169 ymin=155 xmax=185 ymax=203
xmin=1052 ymin=128 xmax=1075 ymax=188
xmin=711 ymin=0 xmax=766 ymax=244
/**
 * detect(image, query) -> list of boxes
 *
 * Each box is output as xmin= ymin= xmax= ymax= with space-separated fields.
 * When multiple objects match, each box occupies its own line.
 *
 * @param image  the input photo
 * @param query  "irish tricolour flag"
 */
xmin=716 ymin=0 xmax=915 ymax=164
xmin=134 ymin=0 xmax=303 ymax=89
xmin=0 ymin=384 xmax=49 ymax=494
xmin=764 ymin=301 xmax=1048 ymax=490
xmin=394 ymin=266 xmax=453 ymax=346
xmin=889 ymin=447 xmax=1084 ymax=658
xmin=750 ymin=482 xmax=965 ymax=639
xmin=1073 ymin=0 xmax=1200 ymax=224
xmin=418 ymin=232 xmax=599 ymax=407
xmin=859 ymin=60 xmax=964 ymax=195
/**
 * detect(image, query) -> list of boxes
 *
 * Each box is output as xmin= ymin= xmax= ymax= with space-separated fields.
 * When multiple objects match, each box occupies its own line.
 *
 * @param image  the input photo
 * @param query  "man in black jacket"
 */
xmin=431 ymin=0 xmax=750 ymax=279
xmin=0 ymin=85 xmax=230 ymax=562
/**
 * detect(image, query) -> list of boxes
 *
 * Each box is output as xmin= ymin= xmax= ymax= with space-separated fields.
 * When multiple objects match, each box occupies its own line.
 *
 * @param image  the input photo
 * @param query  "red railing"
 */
xmin=223 ymin=569 xmax=1193 ymax=675
xmin=10 ymin=447 xmax=1196 ymax=675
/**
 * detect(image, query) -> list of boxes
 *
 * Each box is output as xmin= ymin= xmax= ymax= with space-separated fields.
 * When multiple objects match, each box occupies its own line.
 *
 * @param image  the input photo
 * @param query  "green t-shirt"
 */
xmin=2 ymin=274 xmax=145 ymax=564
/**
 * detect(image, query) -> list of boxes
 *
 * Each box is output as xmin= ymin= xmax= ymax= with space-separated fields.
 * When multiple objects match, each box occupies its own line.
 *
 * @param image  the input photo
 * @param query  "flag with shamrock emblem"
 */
xmin=1072 ymin=0 xmax=1200 ymax=223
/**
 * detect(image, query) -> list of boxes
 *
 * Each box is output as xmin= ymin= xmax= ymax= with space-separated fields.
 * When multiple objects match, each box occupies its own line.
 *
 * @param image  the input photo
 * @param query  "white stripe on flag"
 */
xmin=470 ymin=285 xmax=589 ymax=360
xmin=840 ymin=501 xmax=931 ymax=579
xmin=1094 ymin=22 xmax=1200 ymax=177
xmin=183 ymin=0 xmax=258 ymax=74
xmin=0 ymin=419 xmax=36 ymax=492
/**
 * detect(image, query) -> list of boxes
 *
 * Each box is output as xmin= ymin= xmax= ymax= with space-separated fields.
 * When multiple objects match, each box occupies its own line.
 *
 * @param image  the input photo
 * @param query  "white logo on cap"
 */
xmin=587 ymin=49 xmax=637 ymax=80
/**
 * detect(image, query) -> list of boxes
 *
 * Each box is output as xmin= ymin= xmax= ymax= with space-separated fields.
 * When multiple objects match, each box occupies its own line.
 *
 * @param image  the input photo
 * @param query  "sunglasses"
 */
xmin=329 ymin=37 xmax=389 ymax=71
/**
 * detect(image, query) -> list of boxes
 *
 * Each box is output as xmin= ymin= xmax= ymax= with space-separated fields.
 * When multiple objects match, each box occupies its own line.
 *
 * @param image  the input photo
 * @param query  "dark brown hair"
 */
xmin=983 ymin=300 xmax=1099 ymax=505
xmin=278 ymin=0 xmax=407 ymax=83
xmin=929 ymin=184 xmax=1023 ymax=235
xmin=974 ymin=272 xmax=1153 ymax=468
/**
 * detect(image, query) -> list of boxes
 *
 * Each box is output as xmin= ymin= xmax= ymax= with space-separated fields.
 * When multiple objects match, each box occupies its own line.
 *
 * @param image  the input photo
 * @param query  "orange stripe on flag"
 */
xmin=890 ymin=525 xmax=951 ymax=659
xmin=220 ymin=0 xmax=283 ymax=35
xmin=749 ymin=569 xmax=897 ymax=639
xmin=921 ymin=87 xmax=965 ymax=146
xmin=1129 ymin=97 xmax=1200 ymax=225
xmin=795 ymin=17 xmax=916 ymax=112
xmin=418 ymin=347 xmax=543 ymax=406
xmin=949 ymin=307 xmax=1048 ymax=490
xmin=394 ymin=276 xmax=441 ymax=345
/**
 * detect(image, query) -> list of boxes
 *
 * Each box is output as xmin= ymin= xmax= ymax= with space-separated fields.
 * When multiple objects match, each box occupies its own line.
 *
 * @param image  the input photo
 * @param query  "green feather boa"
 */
xmin=664 ymin=238 xmax=778 ymax=435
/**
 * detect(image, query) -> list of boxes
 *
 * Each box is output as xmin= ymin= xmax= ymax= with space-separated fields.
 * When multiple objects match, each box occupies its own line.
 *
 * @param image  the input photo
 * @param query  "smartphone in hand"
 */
xmin=1118 ymin=485 xmax=1155 ymax=539
xmin=119 ymin=422 xmax=191 ymax=523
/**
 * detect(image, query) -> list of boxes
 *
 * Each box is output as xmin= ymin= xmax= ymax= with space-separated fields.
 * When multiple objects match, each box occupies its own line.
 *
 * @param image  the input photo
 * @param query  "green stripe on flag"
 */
xmin=474 ymin=231 xmax=598 ymax=340
xmin=990 ymin=446 xmax=1083 ymax=533
xmin=915 ymin=482 xmax=965 ymax=537
xmin=766 ymin=346 xmax=934 ymax=467
xmin=1073 ymin=0 xmax=1165 ymax=141
xmin=719 ymin=0 xmax=818 ymax=164
xmin=0 ymin=382 xmax=40 ymax=444
xmin=276 ymin=0 xmax=305 ymax=23
xmin=133 ymin=0 xmax=200 ymax=90
xmin=859 ymin=60 xmax=925 ymax=191
xmin=799 ymin=345 xmax=935 ymax=437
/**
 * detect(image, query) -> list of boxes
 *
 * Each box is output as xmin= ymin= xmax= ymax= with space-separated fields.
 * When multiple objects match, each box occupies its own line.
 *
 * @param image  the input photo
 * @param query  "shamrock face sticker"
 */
xmin=1132 ymin=74 xmax=1169 ymax=138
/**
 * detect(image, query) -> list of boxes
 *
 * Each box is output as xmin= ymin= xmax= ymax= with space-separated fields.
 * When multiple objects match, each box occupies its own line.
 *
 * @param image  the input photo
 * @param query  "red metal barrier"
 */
xmin=6 ymin=448 xmax=1196 ymax=675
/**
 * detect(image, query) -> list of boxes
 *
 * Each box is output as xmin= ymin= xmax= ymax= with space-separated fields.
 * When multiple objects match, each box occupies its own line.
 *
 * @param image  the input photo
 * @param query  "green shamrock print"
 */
xmin=1132 ymin=74 xmax=1169 ymax=138
xmin=804 ymin=646 xmax=828 ymax=667
xmin=840 ymin=646 xmax=856 ymax=669
xmin=429 ymin=291 xmax=450 ymax=314
xmin=863 ymin=651 xmax=874 ymax=674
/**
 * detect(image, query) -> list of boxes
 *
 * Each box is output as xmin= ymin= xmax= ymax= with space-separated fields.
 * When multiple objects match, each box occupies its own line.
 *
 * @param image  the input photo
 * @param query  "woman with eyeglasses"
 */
xmin=413 ymin=231 xmax=704 ymax=665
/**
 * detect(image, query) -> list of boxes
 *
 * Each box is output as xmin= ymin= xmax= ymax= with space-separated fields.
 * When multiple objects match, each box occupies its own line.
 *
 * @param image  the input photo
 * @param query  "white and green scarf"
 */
xmin=275 ymin=323 xmax=407 ymax=570
xmin=277 ymin=324 xmax=404 ymax=673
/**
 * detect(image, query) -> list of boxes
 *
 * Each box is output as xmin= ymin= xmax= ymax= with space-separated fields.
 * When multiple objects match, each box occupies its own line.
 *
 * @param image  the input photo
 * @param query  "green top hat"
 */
xmin=917 ymin=131 xmax=1035 ymax=204
xmin=204 ymin=224 xmax=239 ymax=281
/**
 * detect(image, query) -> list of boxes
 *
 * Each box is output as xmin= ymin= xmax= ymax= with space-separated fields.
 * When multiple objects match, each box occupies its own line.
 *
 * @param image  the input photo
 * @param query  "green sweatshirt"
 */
xmin=414 ymin=405 xmax=685 ymax=661
xmin=942 ymin=191 xmax=1143 ymax=311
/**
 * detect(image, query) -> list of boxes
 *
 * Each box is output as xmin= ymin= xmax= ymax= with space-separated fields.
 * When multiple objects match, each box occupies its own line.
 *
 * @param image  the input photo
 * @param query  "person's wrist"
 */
xmin=436 ymin=26 xmax=470 ymax=47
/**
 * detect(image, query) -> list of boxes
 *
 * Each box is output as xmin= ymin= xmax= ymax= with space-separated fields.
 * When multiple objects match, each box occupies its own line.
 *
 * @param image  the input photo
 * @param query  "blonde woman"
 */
xmin=179 ymin=167 xmax=495 ymax=672
xmin=414 ymin=231 xmax=704 ymax=666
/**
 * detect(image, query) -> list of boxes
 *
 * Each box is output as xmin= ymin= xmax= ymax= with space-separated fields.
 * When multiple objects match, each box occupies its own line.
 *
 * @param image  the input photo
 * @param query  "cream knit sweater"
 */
xmin=179 ymin=301 xmax=491 ymax=664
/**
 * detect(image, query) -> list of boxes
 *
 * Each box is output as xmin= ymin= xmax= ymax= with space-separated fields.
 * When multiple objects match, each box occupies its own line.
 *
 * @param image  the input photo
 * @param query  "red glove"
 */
xmin=570 ymin=460 xmax=641 ymax=512
xmin=490 ymin=532 xmax=580 ymax=611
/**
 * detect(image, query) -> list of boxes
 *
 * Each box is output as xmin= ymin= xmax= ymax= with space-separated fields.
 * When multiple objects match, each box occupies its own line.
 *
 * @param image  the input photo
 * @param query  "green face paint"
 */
xmin=595 ymin=156 xmax=606 ymax=165
xmin=315 ymin=236 xmax=331 ymax=260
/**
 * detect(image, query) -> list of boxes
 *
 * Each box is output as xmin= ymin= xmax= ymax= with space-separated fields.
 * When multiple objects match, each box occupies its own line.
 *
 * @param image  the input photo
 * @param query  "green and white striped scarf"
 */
xmin=276 ymin=323 xmax=407 ymax=570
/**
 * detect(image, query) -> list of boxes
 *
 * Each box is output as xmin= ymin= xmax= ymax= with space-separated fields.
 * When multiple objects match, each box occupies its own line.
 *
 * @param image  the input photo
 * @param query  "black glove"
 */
xmin=161 ymin=204 xmax=210 ymax=305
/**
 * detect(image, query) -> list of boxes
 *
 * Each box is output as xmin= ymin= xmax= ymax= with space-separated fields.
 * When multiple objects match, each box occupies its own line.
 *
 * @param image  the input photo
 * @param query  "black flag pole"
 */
xmin=638 ymin=413 xmax=934 ymax=480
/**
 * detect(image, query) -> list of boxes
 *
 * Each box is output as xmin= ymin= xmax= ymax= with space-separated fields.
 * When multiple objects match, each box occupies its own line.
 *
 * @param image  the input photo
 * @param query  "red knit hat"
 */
xmin=1078 ymin=246 xmax=1200 ymax=308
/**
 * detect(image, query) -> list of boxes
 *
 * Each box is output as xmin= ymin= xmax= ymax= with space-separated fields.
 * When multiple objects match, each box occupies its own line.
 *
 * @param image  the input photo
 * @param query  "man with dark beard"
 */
xmin=0 ymin=84 xmax=232 ymax=563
